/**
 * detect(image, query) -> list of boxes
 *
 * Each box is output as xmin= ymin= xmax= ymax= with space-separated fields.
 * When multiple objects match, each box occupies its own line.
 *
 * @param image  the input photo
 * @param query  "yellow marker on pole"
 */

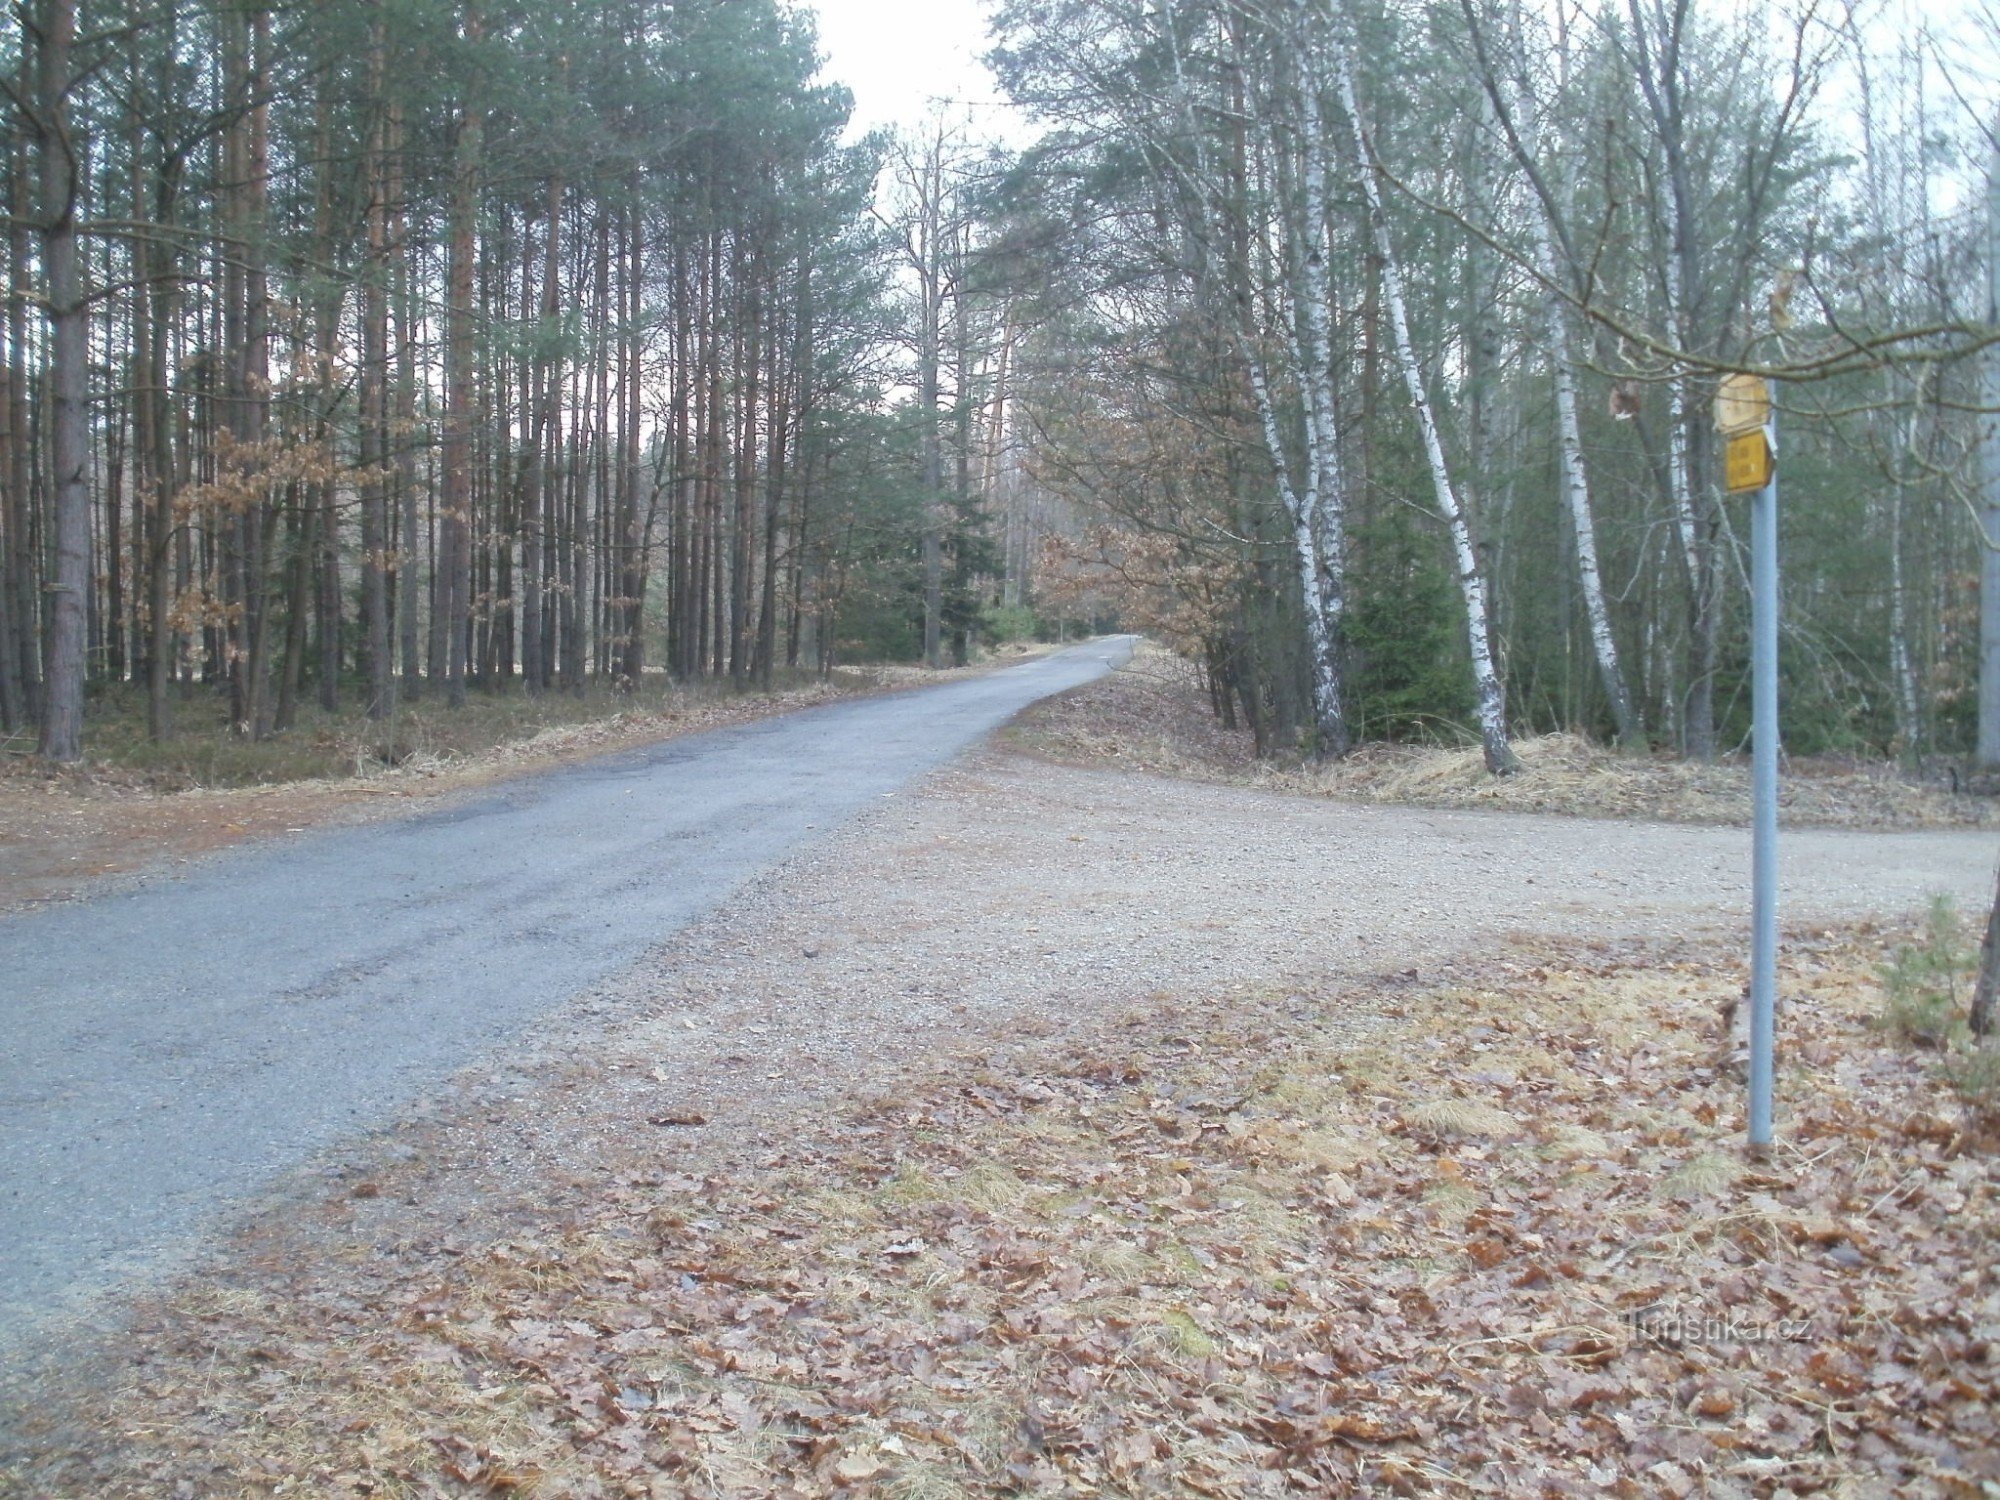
xmin=1725 ymin=428 xmax=1773 ymax=493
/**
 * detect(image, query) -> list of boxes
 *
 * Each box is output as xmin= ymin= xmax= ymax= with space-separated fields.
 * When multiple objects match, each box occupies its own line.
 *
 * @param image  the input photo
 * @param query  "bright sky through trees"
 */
xmin=808 ymin=0 xmax=1027 ymax=139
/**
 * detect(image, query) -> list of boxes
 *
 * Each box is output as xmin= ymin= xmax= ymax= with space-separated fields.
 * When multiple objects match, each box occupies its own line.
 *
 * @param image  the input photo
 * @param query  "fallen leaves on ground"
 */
xmin=0 ymin=648 xmax=1062 ymax=916
xmin=1011 ymin=645 xmax=1997 ymax=829
xmin=11 ymin=927 xmax=1998 ymax=1497
xmin=0 ymin=669 xmax=909 ymax=913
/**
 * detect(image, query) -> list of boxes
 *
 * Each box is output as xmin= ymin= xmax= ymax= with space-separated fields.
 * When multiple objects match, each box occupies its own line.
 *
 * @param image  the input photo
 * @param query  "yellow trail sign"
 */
xmin=1725 ymin=428 xmax=1774 ymax=493
xmin=1715 ymin=373 xmax=1771 ymax=435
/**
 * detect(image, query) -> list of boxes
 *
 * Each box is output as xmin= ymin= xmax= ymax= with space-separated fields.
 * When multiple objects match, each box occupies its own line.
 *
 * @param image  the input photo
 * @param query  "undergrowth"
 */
xmin=1877 ymin=894 xmax=1974 ymax=1048
xmin=37 ymin=670 xmax=861 ymax=790
xmin=1014 ymin=645 xmax=2000 ymax=829
xmin=1877 ymin=893 xmax=2000 ymax=1114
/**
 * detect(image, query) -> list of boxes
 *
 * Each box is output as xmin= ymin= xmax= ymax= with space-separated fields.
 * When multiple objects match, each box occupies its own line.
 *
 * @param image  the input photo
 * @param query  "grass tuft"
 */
xmin=1155 ymin=1307 xmax=1217 ymax=1358
xmin=1403 ymin=1097 xmax=1515 ymax=1139
xmin=1946 ymin=1043 xmax=2000 ymax=1115
xmin=1659 ymin=1151 xmax=1744 ymax=1200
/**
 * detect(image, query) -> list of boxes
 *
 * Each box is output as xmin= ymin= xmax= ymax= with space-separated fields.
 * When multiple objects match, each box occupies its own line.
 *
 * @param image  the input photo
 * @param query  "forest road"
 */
xmin=0 ymin=637 xmax=1136 ymax=1351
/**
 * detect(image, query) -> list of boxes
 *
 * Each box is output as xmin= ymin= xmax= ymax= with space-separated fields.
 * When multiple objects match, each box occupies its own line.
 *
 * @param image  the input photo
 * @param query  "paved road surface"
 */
xmin=0 ymin=639 xmax=1134 ymax=1347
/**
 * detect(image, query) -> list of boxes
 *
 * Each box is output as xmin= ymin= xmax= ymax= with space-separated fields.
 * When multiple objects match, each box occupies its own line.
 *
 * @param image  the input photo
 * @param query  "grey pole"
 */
xmin=1983 ymin=135 xmax=2000 ymax=769
xmin=1749 ymin=404 xmax=1779 ymax=1151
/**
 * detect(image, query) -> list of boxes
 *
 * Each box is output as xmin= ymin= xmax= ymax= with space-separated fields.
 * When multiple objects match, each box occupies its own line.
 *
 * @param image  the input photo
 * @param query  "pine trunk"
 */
xmin=35 ymin=0 xmax=88 ymax=762
xmin=441 ymin=23 xmax=481 ymax=710
xmin=360 ymin=18 xmax=393 ymax=719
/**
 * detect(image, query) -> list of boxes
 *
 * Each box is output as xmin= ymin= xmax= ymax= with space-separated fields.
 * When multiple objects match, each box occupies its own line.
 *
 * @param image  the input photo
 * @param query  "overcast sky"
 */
xmin=806 ymin=0 xmax=1029 ymax=141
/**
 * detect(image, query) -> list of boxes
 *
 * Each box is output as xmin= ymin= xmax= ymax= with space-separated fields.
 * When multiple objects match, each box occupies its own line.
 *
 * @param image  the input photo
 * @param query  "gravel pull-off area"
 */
xmin=3 ymin=654 xmax=1996 ymax=1494
xmin=1 ymin=737 xmax=1993 ymax=1495
xmin=396 ymin=746 xmax=1994 ymax=1212
xmin=445 ymin=755 xmax=1990 ymax=1231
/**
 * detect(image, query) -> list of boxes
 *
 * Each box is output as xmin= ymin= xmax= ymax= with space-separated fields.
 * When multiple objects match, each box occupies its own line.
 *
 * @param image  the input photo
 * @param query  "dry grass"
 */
xmin=1009 ymin=641 xmax=2000 ymax=828
xmin=8 ymin=669 xmax=870 ymax=793
xmin=10 ymin=924 xmax=1998 ymax=1496
xmin=1400 ymin=1096 xmax=1517 ymax=1139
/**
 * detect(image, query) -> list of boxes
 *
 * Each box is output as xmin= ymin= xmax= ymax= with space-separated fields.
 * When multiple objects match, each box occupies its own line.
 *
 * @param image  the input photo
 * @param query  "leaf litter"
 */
xmin=1009 ymin=645 xmax=1999 ymax=830
xmin=8 ymin=923 xmax=1996 ymax=1498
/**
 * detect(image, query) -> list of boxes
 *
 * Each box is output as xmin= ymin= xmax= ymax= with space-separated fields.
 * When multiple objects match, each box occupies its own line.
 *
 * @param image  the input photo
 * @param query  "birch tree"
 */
xmin=1467 ymin=9 xmax=1640 ymax=748
xmin=1155 ymin=0 xmax=1351 ymax=752
xmin=1323 ymin=17 xmax=1517 ymax=774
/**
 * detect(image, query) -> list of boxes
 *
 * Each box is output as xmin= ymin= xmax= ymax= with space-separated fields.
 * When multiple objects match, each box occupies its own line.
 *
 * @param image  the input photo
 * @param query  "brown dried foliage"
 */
xmin=1015 ymin=648 xmax=2000 ymax=830
xmin=15 ymin=930 xmax=1998 ymax=1497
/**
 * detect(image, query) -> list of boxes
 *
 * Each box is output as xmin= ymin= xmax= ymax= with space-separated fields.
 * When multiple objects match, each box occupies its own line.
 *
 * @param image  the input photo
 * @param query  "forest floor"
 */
xmin=1007 ymin=641 xmax=2000 ymax=830
xmin=0 ymin=646 xmax=1051 ymax=915
xmin=2 ymin=741 xmax=1995 ymax=1497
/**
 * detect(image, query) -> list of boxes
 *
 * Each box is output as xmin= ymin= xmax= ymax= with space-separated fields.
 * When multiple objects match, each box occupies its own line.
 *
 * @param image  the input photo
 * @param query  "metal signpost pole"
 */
xmin=1749 ymin=406 xmax=1778 ymax=1151
xmin=1983 ymin=135 xmax=2000 ymax=769
xmin=1718 ymin=373 xmax=1778 ymax=1151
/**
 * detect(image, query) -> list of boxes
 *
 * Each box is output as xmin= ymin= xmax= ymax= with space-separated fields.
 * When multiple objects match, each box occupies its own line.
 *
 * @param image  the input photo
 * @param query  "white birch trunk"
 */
xmin=1853 ymin=46 xmax=1924 ymax=762
xmin=1888 ymin=477 xmax=1920 ymax=758
xmin=1889 ymin=387 xmax=1922 ymax=757
xmin=1663 ymin=257 xmax=1700 ymax=583
xmin=1292 ymin=45 xmax=1349 ymax=756
xmin=1328 ymin=38 xmax=1516 ymax=774
xmin=1536 ymin=227 xmax=1638 ymax=747
xmin=1467 ymin=90 xmax=1506 ymax=523
xmin=1245 ymin=338 xmax=1345 ymax=755
xmin=1162 ymin=0 xmax=1347 ymax=753
xmin=1498 ymin=57 xmax=1638 ymax=749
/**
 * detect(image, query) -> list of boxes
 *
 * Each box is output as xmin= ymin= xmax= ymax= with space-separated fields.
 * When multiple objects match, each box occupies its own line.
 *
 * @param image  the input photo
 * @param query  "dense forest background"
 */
xmin=2 ymin=0 xmax=1995 ymax=768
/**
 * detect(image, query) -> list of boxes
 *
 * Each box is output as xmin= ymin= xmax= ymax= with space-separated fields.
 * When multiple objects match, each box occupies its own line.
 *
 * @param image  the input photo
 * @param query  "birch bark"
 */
xmin=1491 ymin=54 xmax=1639 ymax=748
xmin=1532 ymin=220 xmax=1639 ymax=747
xmin=1291 ymin=45 xmax=1350 ymax=757
xmin=1625 ymin=0 xmax=1718 ymax=758
xmin=1159 ymin=0 xmax=1348 ymax=753
xmin=1327 ymin=32 xmax=1516 ymax=773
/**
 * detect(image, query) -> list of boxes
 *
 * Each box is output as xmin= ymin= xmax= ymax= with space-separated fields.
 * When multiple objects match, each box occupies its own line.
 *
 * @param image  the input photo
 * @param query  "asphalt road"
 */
xmin=0 ymin=639 xmax=1134 ymax=1348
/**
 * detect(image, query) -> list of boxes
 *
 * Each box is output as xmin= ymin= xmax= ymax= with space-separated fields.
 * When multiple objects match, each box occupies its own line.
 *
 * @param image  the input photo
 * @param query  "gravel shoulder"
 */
xmin=4 ymin=740 xmax=1992 ymax=1491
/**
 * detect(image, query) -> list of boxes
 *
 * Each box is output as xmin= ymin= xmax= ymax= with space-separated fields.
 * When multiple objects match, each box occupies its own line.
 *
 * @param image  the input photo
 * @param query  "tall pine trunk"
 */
xmin=2 ymin=126 xmax=31 ymax=732
xmin=520 ymin=174 xmax=562 ymax=695
xmin=390 ymin=98 xmax=419 ymax=700
xmin=440 ymin=16 xmax=481 ymax=710
xmin=35 ymin=0 xmax=88 ymax=762
xmin=360 ymin=17 xmax=393 ymax=719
